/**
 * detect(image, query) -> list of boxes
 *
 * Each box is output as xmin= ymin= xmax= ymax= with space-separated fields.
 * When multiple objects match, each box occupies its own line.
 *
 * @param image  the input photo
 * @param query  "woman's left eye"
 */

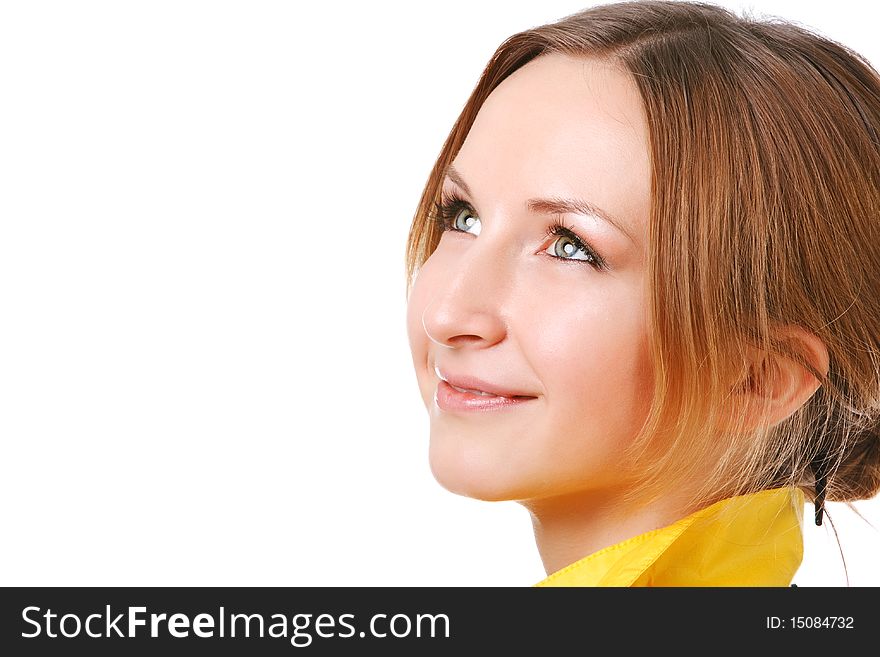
xmin=543 ymin=223 xmax=606 ymax=270
xmin=547 ymin=234 xmax=594 ymax=262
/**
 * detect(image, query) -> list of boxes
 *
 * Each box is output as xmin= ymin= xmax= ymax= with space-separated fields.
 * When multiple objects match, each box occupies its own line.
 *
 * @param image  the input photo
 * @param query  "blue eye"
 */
xmin=452 ymin=206 xmax=481 ymax=235
xmin=543 ymin=224 xmax=605 ymax=269
xmin=431 ymin=193 xmax=481 ymax=236
xmin=429 ymin=191 xmax=607 ymax=271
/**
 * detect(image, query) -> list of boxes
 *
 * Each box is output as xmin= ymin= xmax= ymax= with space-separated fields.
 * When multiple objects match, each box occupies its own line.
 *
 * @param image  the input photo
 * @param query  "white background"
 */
xmin=1 ymin=0 xmax=877 ymax=586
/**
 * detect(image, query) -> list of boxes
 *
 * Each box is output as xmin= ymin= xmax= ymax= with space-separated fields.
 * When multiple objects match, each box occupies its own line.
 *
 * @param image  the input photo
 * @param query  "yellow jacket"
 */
xmin=534 ymin=487 xmax=804 ymax=586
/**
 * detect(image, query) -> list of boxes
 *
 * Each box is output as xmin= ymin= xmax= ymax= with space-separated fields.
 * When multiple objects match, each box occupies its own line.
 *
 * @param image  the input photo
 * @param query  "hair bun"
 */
xmin=827 ymin=417 xmax=880 ymax=502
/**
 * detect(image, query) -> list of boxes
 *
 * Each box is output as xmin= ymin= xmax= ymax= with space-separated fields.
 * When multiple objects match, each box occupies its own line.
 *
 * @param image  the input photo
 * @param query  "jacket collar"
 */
xmin=534 ymin=486 xmax=804 ymax=586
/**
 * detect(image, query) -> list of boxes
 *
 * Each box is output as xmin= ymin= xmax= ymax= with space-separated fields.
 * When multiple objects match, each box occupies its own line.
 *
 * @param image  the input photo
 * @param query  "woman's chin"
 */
xmin=428 ymin=437 xmax=529 ymax=502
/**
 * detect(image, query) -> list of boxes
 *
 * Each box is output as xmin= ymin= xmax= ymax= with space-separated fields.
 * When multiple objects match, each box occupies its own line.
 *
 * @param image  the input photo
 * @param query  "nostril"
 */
xmin=449 ymin=335 xmax=484 ymax=345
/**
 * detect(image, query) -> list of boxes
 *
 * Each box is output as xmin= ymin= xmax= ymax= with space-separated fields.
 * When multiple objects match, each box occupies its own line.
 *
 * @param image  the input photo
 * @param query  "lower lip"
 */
xmin=434 ymin=380 xmax=537 ymax=412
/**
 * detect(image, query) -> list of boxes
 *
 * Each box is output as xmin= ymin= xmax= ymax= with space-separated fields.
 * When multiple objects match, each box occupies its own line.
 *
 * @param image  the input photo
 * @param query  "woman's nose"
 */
xmin=421 ymin=246 xmax=508 ymax=350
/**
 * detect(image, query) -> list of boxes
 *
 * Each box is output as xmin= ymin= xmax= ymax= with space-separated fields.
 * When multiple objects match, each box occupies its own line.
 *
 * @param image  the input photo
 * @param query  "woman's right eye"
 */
xmin=431 ymin=193 xmax=482 ymax=236
xmin=449 ymin=206 xmax=481 ymax=235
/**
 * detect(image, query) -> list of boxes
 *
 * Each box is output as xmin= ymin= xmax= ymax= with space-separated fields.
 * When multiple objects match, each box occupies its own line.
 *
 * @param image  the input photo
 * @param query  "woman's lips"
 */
xmin=434 ymin=379 xmax=538 ymax=412
xmin=433 ymin=365 xmax=537 ymax=399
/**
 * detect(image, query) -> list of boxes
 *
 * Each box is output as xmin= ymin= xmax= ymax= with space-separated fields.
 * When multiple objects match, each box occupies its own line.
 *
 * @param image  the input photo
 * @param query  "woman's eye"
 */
xmin=452 ymin=207 xmax=481 ymax=236
xmin=432 ymin=197 xmax=605 ymax=270
xmin=546 ymin=235 xmax=595 ymax=263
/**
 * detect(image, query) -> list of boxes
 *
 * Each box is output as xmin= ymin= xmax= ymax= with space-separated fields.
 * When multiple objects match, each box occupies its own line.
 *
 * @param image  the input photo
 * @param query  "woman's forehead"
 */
xmin=452 ymin=53 xmax=651 ymax=244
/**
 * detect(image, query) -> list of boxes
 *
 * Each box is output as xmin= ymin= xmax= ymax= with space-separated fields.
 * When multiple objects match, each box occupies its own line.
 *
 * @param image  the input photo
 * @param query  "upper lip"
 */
xmin=434 ymin=365 xmax=538 ymax=398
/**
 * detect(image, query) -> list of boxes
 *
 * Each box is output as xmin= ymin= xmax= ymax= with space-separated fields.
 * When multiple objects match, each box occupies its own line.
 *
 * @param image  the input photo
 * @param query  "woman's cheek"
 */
xmin=528 ymin=296 xmax=646 ymax=415
xmin=406 ymin=265 xmax=439 ymax=403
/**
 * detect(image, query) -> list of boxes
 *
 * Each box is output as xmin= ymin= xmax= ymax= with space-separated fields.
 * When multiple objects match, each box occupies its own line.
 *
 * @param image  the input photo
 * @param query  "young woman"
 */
xmin=405 ymin=0 xmax=880 ymax=586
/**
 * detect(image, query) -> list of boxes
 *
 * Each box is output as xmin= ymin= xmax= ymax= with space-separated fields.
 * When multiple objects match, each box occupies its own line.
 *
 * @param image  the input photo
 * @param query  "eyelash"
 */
xmin=429 ymin=190 xmax=607 ymax=271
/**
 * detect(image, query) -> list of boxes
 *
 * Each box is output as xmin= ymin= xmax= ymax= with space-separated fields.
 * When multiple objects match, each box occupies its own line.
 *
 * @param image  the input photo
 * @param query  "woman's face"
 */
xmin=406 ymin=53 xmax=653 ymax=503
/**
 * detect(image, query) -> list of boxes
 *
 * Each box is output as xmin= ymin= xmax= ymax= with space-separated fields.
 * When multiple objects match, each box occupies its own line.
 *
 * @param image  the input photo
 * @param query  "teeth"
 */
xmin=450 ymin=383 xmax=499 ymax=397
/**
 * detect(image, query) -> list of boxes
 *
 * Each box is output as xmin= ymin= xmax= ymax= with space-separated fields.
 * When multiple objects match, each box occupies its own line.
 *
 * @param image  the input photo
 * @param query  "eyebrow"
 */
xmin=443 ymin=164 xmax=637 ymax=245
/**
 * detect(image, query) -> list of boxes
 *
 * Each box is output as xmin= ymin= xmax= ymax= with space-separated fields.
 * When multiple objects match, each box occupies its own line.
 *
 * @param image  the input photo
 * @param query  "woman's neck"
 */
xmin=522 ymin=487 xmax=696 ymax=576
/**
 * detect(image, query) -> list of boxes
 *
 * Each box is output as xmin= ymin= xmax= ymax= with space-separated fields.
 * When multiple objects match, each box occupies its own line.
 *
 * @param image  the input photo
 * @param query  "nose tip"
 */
xmin=419 ymin=229 xmax=509 ymax=350
xmin=421 ymin=298 xmax=506 ymax=349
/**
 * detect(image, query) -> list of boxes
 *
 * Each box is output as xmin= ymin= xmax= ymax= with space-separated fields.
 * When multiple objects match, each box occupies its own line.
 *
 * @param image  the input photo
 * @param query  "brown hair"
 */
xmin=405 ymin=0 xmax=880 ymax=512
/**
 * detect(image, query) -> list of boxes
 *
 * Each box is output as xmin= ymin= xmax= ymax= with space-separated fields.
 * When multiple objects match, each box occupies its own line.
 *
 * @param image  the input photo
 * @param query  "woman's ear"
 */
xmin=728 ymin=325 xmax=830 ymax=432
